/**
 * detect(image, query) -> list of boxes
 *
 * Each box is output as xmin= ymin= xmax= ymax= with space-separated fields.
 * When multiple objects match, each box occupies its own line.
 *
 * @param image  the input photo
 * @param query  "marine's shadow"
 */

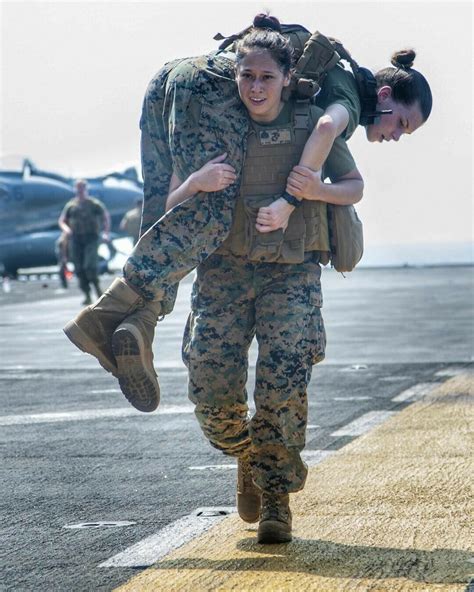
xmin=151 ymin=536 xmax=472 ymax=585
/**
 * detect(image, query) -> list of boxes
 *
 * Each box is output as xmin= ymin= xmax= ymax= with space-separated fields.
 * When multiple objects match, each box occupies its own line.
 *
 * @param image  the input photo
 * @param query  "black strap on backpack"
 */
xmin=328 ymin=38 xmax=392 ymax=125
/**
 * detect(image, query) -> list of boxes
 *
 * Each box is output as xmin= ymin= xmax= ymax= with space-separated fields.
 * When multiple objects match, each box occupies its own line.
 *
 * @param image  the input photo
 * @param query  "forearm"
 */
xmin=58 ymin=219 xmax=71 ymax=234
xmin=165 ymin=174 xmax=197 ymax=212
xmin=165 ymin=153 xmax=236 ymax=212
xmin=306 ymin=178 xmax=364 ymax=206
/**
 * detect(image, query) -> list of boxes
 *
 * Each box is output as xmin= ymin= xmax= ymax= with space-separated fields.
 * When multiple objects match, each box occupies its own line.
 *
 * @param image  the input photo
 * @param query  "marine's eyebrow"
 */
xmin=240 ymin=68 xmax=276 ymax=74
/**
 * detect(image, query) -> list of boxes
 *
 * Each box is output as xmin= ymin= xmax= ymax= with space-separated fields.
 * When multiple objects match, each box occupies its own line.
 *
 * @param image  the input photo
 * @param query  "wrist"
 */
xmin=186 ymin=173 xmax=200 ymax=195
xmin=281 ymin=191 xmax=302 ymax=208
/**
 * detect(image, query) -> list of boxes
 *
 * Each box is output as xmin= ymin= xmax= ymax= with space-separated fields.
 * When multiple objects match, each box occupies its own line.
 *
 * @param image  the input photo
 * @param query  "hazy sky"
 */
xmin=1 ymin=1 xmax=472 ymax=253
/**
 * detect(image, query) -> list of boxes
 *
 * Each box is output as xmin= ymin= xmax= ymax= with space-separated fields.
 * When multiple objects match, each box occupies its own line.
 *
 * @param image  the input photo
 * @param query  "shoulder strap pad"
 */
xmin=292 ymin=100 xmax=311 ymax=130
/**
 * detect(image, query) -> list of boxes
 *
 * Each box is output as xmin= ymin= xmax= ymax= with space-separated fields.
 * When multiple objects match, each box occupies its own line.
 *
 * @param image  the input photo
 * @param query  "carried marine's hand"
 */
xmin=286 ymin=165 xmax=324 ymax=200
xmin=256 ymin=197 xmax=294 ymax=233
xmin=189 ymin=153 xmax=237 ymax=194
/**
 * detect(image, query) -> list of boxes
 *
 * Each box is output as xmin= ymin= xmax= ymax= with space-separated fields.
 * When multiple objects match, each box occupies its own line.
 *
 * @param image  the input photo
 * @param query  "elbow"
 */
xmin=316 ymin=115 xmax=338 ymax=139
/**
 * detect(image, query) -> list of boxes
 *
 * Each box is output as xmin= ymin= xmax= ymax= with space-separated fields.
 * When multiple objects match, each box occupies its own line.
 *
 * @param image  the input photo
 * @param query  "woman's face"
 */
xmin=365 ymin=86 xmax=425 ymax=143
xmin=236 ymin=50 xmax=290 ymax=123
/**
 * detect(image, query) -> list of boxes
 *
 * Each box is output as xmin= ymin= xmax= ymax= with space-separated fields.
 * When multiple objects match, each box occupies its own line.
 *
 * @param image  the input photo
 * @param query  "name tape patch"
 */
xmin=259 ymin=129 xmax=292 ymax=145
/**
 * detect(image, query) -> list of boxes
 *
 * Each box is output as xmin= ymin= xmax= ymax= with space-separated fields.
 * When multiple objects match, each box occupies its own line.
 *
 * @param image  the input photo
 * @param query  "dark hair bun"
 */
xmin=391 ymin=49 xmax=416 ymax=69
xmin=253 ymin=13 xmax=282 ymax=32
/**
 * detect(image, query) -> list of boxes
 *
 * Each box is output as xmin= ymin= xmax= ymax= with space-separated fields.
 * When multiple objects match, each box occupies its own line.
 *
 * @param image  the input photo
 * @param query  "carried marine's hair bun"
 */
xmin=253 ymin=13 xmax=282 ymax=32
xmin=391 ymin=49 xmax=416 ymax=69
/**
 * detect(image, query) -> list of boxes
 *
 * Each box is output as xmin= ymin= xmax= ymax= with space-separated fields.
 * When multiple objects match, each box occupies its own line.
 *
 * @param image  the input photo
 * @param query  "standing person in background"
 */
xmin=120 ymin=198 xmax=143 ymax=246
xmin=58 ymin=179 xmax=111 ymax=304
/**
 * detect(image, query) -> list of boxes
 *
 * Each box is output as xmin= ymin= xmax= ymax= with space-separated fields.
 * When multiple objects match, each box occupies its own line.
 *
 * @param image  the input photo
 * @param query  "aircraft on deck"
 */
xmin=0 ymin=157 xmax=143 ymax=276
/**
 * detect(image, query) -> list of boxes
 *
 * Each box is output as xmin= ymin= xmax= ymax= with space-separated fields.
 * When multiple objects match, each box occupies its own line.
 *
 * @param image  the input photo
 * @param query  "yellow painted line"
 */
xmin=115 ymin=375 xmax=473 ymax=592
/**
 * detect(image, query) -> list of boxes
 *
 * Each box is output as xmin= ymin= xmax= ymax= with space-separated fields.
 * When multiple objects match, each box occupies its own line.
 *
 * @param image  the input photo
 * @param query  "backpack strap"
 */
xmin=328 ymin=37 xmax=392 ymax=125
xmin=293 ymin=99 xmax=311 ymax=131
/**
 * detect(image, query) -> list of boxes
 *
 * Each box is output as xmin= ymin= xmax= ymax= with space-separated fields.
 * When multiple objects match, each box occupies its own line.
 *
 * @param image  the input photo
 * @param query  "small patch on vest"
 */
xmin=259 ymin=129 xmax=292 ymax=145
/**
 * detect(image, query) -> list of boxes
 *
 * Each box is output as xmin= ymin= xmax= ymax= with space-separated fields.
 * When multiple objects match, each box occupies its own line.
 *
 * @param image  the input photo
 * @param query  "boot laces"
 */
xmin=262 ymin=493 xmax=289 ymax=522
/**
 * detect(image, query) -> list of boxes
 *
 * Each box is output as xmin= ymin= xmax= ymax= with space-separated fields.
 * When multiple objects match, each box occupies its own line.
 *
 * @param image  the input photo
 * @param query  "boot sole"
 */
xmin=112 ymin=324 xmax=160 ymax=413
xmin=64 ymin=320 xmax=118 ymax=377
xmin=257 ymin=520 xmax=292 ymax=544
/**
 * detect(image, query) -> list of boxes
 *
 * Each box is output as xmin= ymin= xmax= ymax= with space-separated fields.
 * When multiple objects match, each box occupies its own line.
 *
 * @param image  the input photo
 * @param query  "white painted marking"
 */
xmin=306 ymin=424 xmax=320 ymax=430
xmin=334 ymin=396 xmax=372 ymax=401
xmin=65 ymin=520 xmax=136 ymax=529
xmin=392 ymin=382 xmax=437 ymax=403
xmin=340 ymin=364 xmax=368 ymax=372
xmin=331 ymin=411 xmax=398 ymax=437
xmin=188 ymin=464 xmax=237 ymax=471
xmin=301 ymin=449 xmax=337 ymax=466
xmin=90 ymin=389 xmax=121 ymax=394
xmin=434 ymin=367 xmax=468 ymax=377
xmin=0 ymin=404 xmax=194 ymax=426
xmin=380 ymin=376 xmax=410 ymax=382
xmin=99 ymin=507 xmax=235 ymax=568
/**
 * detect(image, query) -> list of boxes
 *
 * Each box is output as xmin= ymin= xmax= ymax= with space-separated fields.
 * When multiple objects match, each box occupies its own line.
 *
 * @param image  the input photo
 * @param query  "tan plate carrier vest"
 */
xmin=217 ymin=100 xmax=330 ymax=264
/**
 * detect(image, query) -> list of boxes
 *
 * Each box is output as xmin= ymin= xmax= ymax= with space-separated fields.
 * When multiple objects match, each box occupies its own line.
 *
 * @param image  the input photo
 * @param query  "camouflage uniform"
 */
xmin=123 ymin=52 xmax=249 ymax=309
xmin=179 ymin=92 xmax=356 ymax=495
xmin=182 ymin=251 xmax=326 ymax=494
xmin=60 ymin=196 xmax=107 ymax=297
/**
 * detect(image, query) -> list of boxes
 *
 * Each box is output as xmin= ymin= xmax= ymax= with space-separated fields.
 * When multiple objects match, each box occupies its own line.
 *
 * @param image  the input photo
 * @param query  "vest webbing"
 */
xmin=217 ymin=101 xmax=330 ymax=263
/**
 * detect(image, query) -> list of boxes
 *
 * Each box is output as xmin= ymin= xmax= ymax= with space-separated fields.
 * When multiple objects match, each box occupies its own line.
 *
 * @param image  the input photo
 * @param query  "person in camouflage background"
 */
xmin=119 ymin=198 xmax=144 ymax=246
xmin=58 ymin=179 xmax=110 ymax=304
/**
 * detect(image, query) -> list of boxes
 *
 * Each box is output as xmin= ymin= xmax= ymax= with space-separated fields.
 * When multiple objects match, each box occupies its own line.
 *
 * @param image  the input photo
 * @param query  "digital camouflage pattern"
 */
xmin=61 ymin=197 xmax=106 ymax=237
xmin=124 ymin=52 xmax=249 ymax=308
xmin=182 ymin=251 xmax=326 ymax=494
xmin=60 ymin=197 xmax=106 ymax=296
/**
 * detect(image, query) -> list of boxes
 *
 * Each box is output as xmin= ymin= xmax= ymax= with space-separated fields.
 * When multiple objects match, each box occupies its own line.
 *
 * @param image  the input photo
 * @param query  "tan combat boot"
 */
xmin=111 ymin=301 xmax=162 ymax=413
xmin=257 ymin=492 xmax=292 ymax=544
xmin=237 ymin=457 xmax=261 ymax=523
xmin=63 ymin=278 xmax=145 ymax=376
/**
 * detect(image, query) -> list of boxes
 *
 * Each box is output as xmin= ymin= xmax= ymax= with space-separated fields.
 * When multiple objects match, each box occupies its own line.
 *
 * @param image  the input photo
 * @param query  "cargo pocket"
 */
xmin=308 ymin=278 xmax=326 ymax=364
xmin=302 ymin=201 xmax=321 ymax=251
xmin=244 ymin=195 xmax=284 ymax=263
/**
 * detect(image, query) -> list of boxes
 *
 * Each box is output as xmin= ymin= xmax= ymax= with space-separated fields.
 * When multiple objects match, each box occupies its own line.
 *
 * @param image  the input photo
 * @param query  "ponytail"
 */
xmin=376 ymin=49 xmax=432 ymax=121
